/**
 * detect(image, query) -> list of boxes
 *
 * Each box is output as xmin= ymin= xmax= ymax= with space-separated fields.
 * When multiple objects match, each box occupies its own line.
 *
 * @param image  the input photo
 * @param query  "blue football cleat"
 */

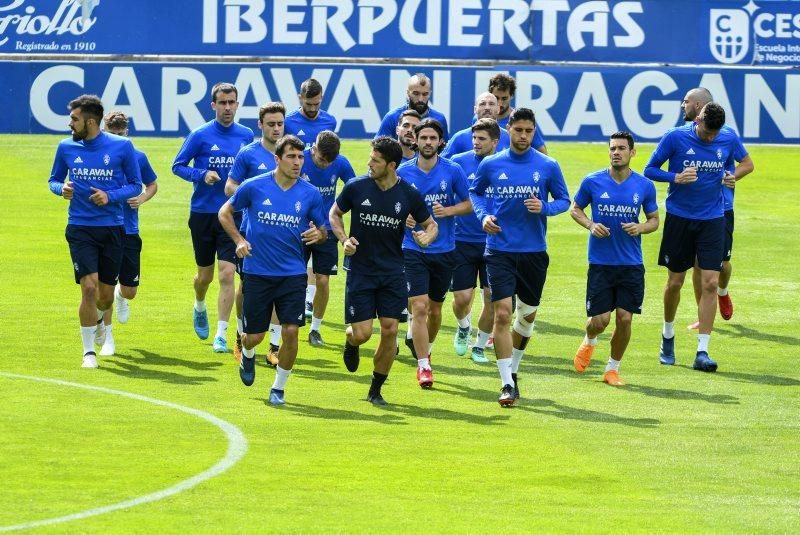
xmin=193 ymin=308 xmax=209 ymax=340
xmin=269 ymin=388 xmax=285 ymax=405
xmin=659 ymin=335 xmax=675 ymax=365
xmin=212 ymin=335 xmax=228 ymax=353
xmin=453 ymin=326 xmax=470 ymax=356
xmin=239 ymin=355 xmax=255 ymax=386
xmin=693 ymin=351 xmax=718 ymax=373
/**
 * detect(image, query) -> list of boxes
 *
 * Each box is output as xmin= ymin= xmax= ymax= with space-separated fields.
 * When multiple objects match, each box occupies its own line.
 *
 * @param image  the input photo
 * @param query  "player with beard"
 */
xmin=397 ymin=109 xmax=421 ymax=164
xmin=284 ymin=78 xmax=338 ymax=149
xmin=330 ymin=137 xmax=437 ymax=405
xmin=443 ymin=92 xmax=509 ymax=159
xmin=376 ymin=73 xmax=449 ymax=141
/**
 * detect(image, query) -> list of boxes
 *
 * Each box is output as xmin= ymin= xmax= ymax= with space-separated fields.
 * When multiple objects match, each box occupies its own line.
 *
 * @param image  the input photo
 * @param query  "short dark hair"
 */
xmin=300 ymin=78 xmax=323 ymax=99
xmin=399 ymin=109 xmax=422 ymax=124
xmin=414 ymin=118 xmax=444 ymax=140
xmin=69 ymin=94 xmax=104 ymax=124
xmin=315 ymin=130 xmax=340 ymax=162
xmin=258 ymin=101 xmax=286 ymax=122
xmin=211 ymin=82 xmax=238 ymax=102
xmin=103 ymin=110 xmax=128 ymax=132
xmin=508 ymin=107 xmax=536 ymax=127
xmin=472 ymin=118 xmax=501 ymax=141
xmin=610 ymin=131 xmax=635 ymax=150
xmin=488 ymin=73 xmax=516 ymax=96
xmin=275 ymin=135 xmax=305 ymax=157
xmin=702 ymin=102 xmax=726 ymax=131
xmin=372 ymin=136 xmax=403 ymax=168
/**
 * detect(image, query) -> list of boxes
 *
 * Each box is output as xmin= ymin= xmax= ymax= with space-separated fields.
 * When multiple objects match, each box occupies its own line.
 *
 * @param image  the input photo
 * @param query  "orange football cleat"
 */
xmin=602 ymin=370 xmax=625 ymax=386
xmin=573 ymin=343 xmax=595 ymax=372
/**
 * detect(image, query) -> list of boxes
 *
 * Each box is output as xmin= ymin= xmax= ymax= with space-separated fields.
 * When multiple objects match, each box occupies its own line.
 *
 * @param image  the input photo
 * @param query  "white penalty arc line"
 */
xmin=0 ymin=372 xmax=248 ymax=532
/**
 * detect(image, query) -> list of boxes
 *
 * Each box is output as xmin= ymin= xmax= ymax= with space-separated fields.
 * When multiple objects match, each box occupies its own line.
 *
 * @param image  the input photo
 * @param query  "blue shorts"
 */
xmin=485 ymin=251 xmax=549 ymax=304
xmin=450 ymin=241 xmax=488 ymax=292
xmin=65 ymin=224 xmax=124 ymax=285
xmin=403 ymin=249 xmax=456 ymax=302
xmin=304 ymin=235 xmax=339 ymax=276
xmin=188 ymin=211 xmax=240 ymax=268
xmin=723 ymin=210 xmax=734 ymax=262
xmin=659 ymin=213 xmax=724 ymax=272
xmin=242 ymin=274 xmax=306 ymax=334
xmin=345 ymin=271 xmax=406 ymax=324
xmin=585 ymin=264 xmax=645 ymax=316
xmin=119 ymin=234 xmax=143 ymax=287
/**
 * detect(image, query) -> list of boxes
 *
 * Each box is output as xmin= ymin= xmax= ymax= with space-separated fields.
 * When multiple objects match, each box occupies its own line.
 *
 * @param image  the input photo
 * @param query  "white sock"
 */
xmin=406 ymin=322 xmax=413 ymax=339
xmin=311 ymin=316 xmax=322 ymax=331
xmin=96 ymin=307 xmax=106 ymax=322
xmin=457 ymin=316 xmax=470 ymax=329
xmin=584 ymin=335 xmax=598 ymax=346
xmin=242 ymin=346 xmax=255 ymax=359
xmin=236 ymin=317 xmax=244 ymax=334
xmin=216 ymin=321 xmax=228 ymax=339
xmin=475 ymin=329 xmax=490 ymax=349
xmin=717 ymin=287 xmax=728 ymax=296
xmin=605 ymin=357 xmax=620 ymax=372
xmin=269 ymin=323 xmax=281 ymax=346
xmin=194 ymin=299 xmax=206 ymax=312
xmin=497 ymin=357 xmax=513 ymax=387
xmin=697 ymin=334 xmax=710 ymax=353
xmin=511 ymin=348 xmax=524 ymax=373
xmin=80 ymin=326 xmax=95 ymax=354
xmin=663 ymin=321 xmax=675 ymax=339
xmin=115 ymin=285 xmax=124 ymax=301
xmin=272 ymin=365 xmax=291 ymax=390
xmin=418 ymin=357 xmax=431 ymax=370
xmin=306 ymin=284 xmax=317 ymax=303
xmin=427 ymin=343 xmax=433 ymax=356
xmin=105 ymin=324 xmax=113 ymax=337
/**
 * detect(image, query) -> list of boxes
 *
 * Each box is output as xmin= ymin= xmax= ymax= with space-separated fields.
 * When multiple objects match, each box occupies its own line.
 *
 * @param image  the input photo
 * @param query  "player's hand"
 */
xmin=235 ymin=239 xmax=252 ymax=258
xmin=412 ymin=230 xmax=432 ymax=248
xmin=590 ymin=222 xmax=611 ymax=238
xmin=62 ymin=180 xmax=74 ymax=200
xmin=342 ymin=236 xmax=358 ymax=256
xmin=405 ymin=214 xmax=417 ymax=229
xmin=89 ymin=187 xmax=109 ymax=206
xmin=432 ymin=202 xmax=449 ymax=218
xmin=524 ymin=195 xmax=543 ymax=214
xmin=675 ymin=167 xmax=697 ymax=184
xmin=620 ymin=222 xmax=642 ymax=237
xmin=204 ymin=170 xmax=221 ymax=185
xmin=722 ymin=171 xmax=736 ymax=189
xmin=127 ymin=194 xmax=144 ymax=209
xmin=301 ymin=222 xmax=324 ymax=245
xmin=482 ymin=215 xmax=501 ymax=234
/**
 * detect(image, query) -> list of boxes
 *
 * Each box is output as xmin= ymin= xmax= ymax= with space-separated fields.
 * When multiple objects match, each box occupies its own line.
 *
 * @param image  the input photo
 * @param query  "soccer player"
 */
xmin=442 ymin=92 xmax=508 ymax=159
xmin=644 ymin=103 xmax=753 ymax=372
xmin=172 ymin=82 xmax=254 ymax=354
xmin=397 ymin=109 xmax=421 ymax=164
xmin=48 ymin=94 xmax=142 ymax=368
xmin=571 ymin=132 xmax=659 ymax=385
xmin=330 ymin=137 xmax=437 ymax=405
xmin=376 ymin=73 xmax=449 ymax=141
xmin=225 ymin=101 xmax=286 ymax=365
xmin=397 ymin=119 xmax=471 ymax=388
xmin=284 ymin=78 xmax=338 ymax=148
xmin=301 ymin=131 xmax=356 ymax=347
xmin=469 ymin=108 xmax=570 ymax=406
xmin=98 ymin=111 xmax=159 ymax=357
xmin=449 ymin=118 xmax=500 ymax=363
xmin=219 ymin=135 xmax=328 ymax=405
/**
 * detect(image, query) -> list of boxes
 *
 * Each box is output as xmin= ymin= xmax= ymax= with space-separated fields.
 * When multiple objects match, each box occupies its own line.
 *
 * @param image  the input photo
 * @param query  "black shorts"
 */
xmin=485 ymin=251 xmax=549 ymax=304
xmin=450 ymin=241 xmax=488 ymax=292
xmin=659 ymin=213 xmax=724 ymax=272
xmin=65 ymin=224 xmax=124 ymax=285
xmin=586 ymin=264 xmax=645 ymax=317
xmin=241 ymin=274 xmax=306 ymax=334
xmin=403 ymin=249 xmax=456 ymax=302
xmin=723 ymin=210 xmax=734 ymax=262
xmin=345 ymin=271 xmax=406 ymax=324
xmin=119 ymin=234 xmax=143 ymax=287
xmin=304 ymin=236 xmax=339 ymax=276
xmin=188 ymin=211 xmax=240 ymax=268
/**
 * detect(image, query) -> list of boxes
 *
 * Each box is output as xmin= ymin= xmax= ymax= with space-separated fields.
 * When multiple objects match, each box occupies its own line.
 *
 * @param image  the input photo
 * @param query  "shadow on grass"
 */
xmin=534 ymin=320 xmax=588 ymax=338
xmin=673 ymin=364 xmax=800 ymax=387
xmin=278 ymin=401 xmax=408 ymax=425
xmin=516 ymin=399 xmax=660 ymax=428
xmin=626 ymin=384 xmax=740 ymax=404
xmin=99 ymin=359 xmax=218 ymax=385
xmin=114 ymin=348 xmax=224 ymax=371
xmin=715 ymin=324 xmax=800 ymax=347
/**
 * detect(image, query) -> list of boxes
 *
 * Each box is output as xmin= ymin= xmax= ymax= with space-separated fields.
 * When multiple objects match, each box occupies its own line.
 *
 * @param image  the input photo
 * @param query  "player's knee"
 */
xmin=243 ymin=332 xmax=265 ymax=349
xmin=379 ymin=320 xmax=398 ymax=339
xmin=513 ymin=300 xmax=538 ymax=338
xmin=120 ymin=286 xmax=137 ymax=300
xmin=494 ymin=307 xmax=512 ymax=328
xmin=195 ymin=270 xmax=213 ymax=286
xmin=315 ymin=274 xmax=329 ymax=290
xmin=701 ymin=273 xmax=719 ymax=293
xmin=410 ymin=298 xmax=428 ymax=317
xmin=350 ymin=325 xmax=372 ymax=345
xmin=615 ymin=310 xmax=632 ymax=328
xmin=590 ymin=314 xmax=610 ymax=333
xmin=282 ymin=324 xmax=299 ymax=339
xmin=218 ymin=266 xmax=235 ymax=286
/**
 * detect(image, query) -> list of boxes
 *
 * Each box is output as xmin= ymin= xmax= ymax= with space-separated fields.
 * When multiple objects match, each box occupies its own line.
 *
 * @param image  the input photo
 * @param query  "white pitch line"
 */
xmin=0 ymin=372 xmax=248 ymax=532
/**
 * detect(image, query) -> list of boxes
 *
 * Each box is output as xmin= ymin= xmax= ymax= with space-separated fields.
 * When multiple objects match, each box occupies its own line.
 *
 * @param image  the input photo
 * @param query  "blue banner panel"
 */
xmin=1 ymin=61 xmax=798 ymax=144
xmin=1 ymin=0 xmax=798 ymax=65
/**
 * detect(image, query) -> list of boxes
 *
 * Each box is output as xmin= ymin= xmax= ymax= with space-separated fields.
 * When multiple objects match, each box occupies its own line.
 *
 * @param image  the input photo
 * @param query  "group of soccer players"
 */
xmin=49 ymin=72 xmax=753 ymax=407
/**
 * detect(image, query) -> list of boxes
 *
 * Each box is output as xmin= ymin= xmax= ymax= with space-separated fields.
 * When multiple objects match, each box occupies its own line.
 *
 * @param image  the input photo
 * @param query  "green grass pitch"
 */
xmin=0 ymin=135 xmax=798 ymax=532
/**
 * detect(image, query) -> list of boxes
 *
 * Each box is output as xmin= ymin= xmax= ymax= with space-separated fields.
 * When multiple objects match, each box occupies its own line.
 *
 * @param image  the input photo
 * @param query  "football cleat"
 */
xmin=416 ymin=367 xmax=433 ymax=389
xmin=498 ymin=384 xmax=515 ymax=407
xmin=308 ymin=329 xmax=325 ymax=347
xmin=239 ymin=355 xmax=255 ymax=386
xmin=602 ymin=370 xmax=625 ymax=386
xmin=343 ymin=341 xmax=360 ymax=372
xmin=304 ymin=301 xmax=314 ymax=320
xmin=693 ymin=351 xmax=718 ymax=373
xmin=266 ymin=344 xmax=280 ymax=367
xmin=471 ymin=346 xmax=489 ymax=363
xmin=453 ymin=326 xmax=470 ymax=356
xmin=269 ymin=388 xmax=285 ymax=405
xmin=486 ymin=336 xmax=494 ymax=349
xmin=193 ymin=308 xmax=209 ymax=340
xmin=718 ymin=294 xmax=733 ymax=320
xmin=212 ymin=336 xmax=228 ymax=353
xmin=94 ymin=320 xmax=106 ymax=346
xmin=659 ymin=335 xmax=676 ymax=365
xmin=573 ymin=342 xmax=595 ymax=373
xmin=99 ymin=335 xmax=115 ymax=356
xmin=115 ymin=288 xmax=130 ymax=324
xmin=81 ymin=352 xmax=98 ymax=369
xmin=233 ymin=332 xmax=242 ymax=363
xmin=367 ymin=392 xmax=388 ymax=406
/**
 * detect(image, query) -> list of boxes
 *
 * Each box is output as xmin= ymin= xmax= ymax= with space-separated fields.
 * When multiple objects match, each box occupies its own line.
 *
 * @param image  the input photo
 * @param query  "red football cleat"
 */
xmin=718 ymin=294 xmax=733 ymax=320
xmin=416 ymin=367 xmax=433 ymax=389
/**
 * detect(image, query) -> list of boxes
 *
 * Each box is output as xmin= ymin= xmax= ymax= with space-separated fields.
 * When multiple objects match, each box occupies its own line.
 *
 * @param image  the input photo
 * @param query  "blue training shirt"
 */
xmin=468 ymin=114 xmax=546 ymax=149
xmin=123 ymin=149 xmax=157 ymax=235
xmin=229 ymin=140 xmax=277 ymax=233
xmin=644 ymin=124 xmax=747 ymax=220
xmin=229 ymin=172 xmax=327 ymax=277
xmin=574 ymin=169 xmax=658 ymax=266
xmin=397 ymin=156 xmax=470 ymax=254
xmin=376 ymin=104 xmax=449 ymax=141
xmin=470 ymin=148 xmax=570 ymax=253
xmin=172 ymin=120 xmax=254 ymax=214
xmin=301 ymin=148 xmax=356 ymax=229
xmin=450 ymin=151 xmax=489 ymax=244
xmin=49 ymin=132 xmax=143 ymax=227
xmin=284 ymin=109 xmax=338 ymax=148
xmin=442 ymin=127 xmax=510 ymax=160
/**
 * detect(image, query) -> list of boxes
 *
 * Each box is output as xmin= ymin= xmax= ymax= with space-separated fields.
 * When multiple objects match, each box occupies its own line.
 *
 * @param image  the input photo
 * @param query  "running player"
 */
xmin=376 ymin=73 xmax=449 ymax=141
xmin=284 ymin=78 xmax=338 ymax=148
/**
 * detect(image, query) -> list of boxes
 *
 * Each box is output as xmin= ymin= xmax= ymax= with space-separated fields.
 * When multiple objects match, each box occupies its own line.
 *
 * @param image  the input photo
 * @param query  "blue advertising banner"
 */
xmin=1 ymin=0 xmax=798 ymax=65
xmin=1 ymin=60 xmax=797 ymax=143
